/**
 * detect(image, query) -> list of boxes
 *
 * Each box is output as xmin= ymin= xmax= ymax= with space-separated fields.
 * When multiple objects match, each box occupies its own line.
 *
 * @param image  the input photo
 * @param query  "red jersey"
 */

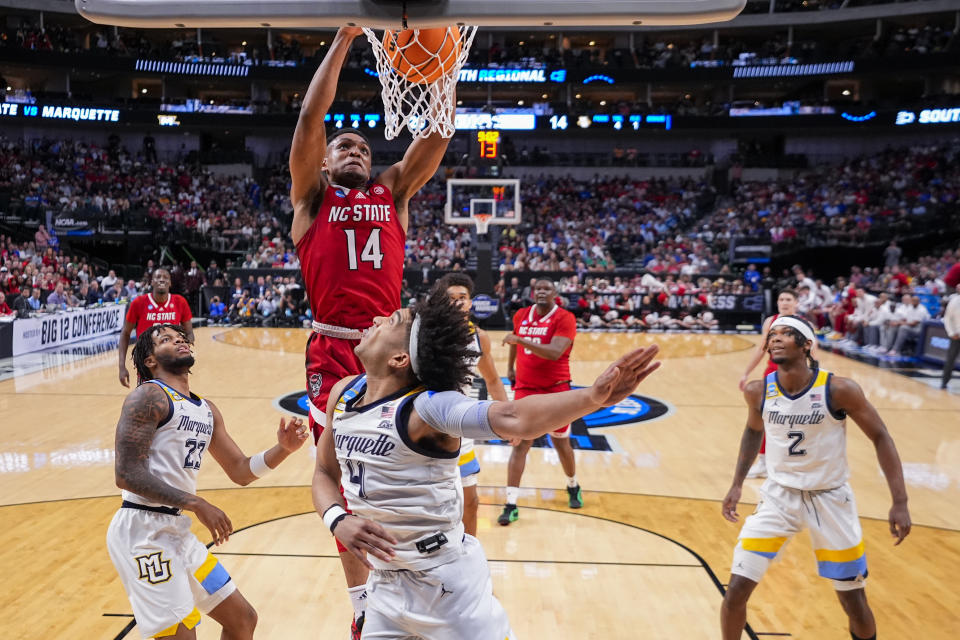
xmin=126 ymin=293 xmax=193 ymax=337
xmin=512 ymin=304 xmax=577 ymax=389
xmin=296 ymin=183 xmax=404 ymax=329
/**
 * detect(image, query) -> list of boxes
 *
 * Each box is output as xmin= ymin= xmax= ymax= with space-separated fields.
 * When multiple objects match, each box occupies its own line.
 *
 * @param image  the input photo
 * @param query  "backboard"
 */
xmin=75 ymin=0 xmax=746 ymax=29
xmin=445 ymin=178 xmax=521 ymax=235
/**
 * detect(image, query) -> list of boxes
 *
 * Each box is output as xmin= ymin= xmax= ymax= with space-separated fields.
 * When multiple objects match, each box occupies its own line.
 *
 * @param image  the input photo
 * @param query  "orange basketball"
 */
xmin=383 ymin=27 xmax=461 ymax=84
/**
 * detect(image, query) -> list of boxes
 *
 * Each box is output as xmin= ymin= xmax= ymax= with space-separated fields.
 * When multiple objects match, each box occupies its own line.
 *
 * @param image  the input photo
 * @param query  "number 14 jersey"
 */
xmin=296 ymin=183 xmax=404 ymax=330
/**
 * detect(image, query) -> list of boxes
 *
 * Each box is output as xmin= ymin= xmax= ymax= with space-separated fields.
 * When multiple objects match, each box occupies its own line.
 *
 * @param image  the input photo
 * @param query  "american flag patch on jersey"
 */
xmin=380 ymin=406 xmax=395 ymax=418
xmin=811 ymin=393 xmax=821 ymax=401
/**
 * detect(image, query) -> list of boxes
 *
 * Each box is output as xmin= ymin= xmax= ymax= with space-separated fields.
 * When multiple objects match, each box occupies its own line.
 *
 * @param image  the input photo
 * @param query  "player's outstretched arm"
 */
xmin=721 ymin=381 xmax=766 ymax=523
xmin=830 ymin=376 xmax=911 ymax=544
xmin=114 ymin=384 xmax=232 ymax=544
xmin=376 ymin=87 xmax=456 ymax=229
xmin=290 ymin=27 xmax=363 ymax=244
xmin=206 ymin=400 xmax=309 ymax=486
xmin=488 ymin=345 xmax=661 ymax=440
xmin=312 ymin=376 xmax=398 ymax=568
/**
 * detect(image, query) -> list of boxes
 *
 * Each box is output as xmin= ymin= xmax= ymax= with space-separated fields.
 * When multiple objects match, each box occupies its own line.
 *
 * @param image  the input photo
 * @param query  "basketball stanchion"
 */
xmin=362 ymin=26 xmax=478 ymax=139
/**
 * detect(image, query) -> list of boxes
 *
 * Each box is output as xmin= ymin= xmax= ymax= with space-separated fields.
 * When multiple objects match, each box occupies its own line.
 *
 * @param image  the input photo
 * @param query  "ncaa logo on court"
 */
xmin=274 ymin=382 xmax=672 ymax=453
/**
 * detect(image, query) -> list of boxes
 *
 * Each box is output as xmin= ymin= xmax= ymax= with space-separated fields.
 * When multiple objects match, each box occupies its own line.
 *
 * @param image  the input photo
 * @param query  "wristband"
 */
xmin=322 ymin=505 xmax=349 ymax=533
xmin=249 ymin=451 xmax=272 ymax=478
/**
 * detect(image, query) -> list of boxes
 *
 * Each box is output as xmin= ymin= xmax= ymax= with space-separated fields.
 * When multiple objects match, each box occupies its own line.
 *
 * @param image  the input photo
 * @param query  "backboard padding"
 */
xmin=76 ymin=0 xmax=746 ymax=29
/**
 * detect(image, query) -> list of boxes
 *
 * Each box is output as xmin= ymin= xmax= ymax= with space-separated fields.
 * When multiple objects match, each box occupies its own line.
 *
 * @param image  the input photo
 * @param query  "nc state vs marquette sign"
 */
xmin=275 ymin=380 xmax=672 ymax=453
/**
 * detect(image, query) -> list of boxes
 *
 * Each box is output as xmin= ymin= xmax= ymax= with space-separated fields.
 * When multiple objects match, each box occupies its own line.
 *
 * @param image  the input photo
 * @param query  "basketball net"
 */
xmin=472 ymin=213 xmax=492 ymax=235
xmin=362 ymin=26 xmax=477 ymax=140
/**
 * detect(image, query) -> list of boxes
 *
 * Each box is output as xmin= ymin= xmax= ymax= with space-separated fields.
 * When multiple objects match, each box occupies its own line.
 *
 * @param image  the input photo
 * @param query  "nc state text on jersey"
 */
xmin=327 ymin=204 xmax=393 ymax=223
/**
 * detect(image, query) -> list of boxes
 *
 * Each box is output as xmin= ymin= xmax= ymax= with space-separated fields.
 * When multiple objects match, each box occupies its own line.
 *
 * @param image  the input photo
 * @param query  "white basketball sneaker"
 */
xmin=746 ymin=454 xmax=767 ymax=479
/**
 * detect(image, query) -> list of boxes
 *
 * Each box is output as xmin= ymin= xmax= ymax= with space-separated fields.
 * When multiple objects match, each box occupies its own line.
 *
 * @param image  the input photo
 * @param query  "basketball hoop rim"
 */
xmin=473 ymin=214 xmax=492 ymax=235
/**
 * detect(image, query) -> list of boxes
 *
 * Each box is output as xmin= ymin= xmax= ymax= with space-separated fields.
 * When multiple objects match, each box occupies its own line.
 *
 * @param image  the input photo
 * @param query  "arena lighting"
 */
xmin=841 ymin=111 xmax=876 ymax=122
xmin=583 ymin=74 xmax=615 ymax=85
xmin=732 ymin=61 xmax=853 ymax=78
xmin=135 ymin=59 xmax=250 ymax=77
xmin=895 ymin=107 xmax=960 ymax=125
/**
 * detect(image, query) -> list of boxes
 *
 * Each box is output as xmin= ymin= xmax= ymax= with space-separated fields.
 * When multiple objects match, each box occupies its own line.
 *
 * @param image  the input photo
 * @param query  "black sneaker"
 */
xmin=567 ymin=485 xmax=583 ymax=508
xmin=351 ymin=613 xmax=364 ymax=640
xmin=497 ymin=504 xmax=519 ymax=526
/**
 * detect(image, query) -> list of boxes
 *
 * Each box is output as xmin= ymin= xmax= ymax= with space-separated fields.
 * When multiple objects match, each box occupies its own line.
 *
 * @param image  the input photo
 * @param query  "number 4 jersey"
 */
xmin=121 ymin=380 xmax=215 ymax=508
xmin=761 ymin=368 xmax=849 ymax=491
xmin=296 ymin=183 xmax=405 ymax=330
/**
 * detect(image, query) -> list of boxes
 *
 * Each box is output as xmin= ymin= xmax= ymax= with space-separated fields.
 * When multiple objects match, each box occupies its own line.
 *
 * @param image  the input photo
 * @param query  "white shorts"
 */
xmin=106 ymin=506 xmax=237 ymax=638
xmin=731 ymin=479 xmax=867 ymax=591
xmin=363 ymin=534 xmax=515 ymax=640
xmin=458 ymin=438 xmax=480 ymax=486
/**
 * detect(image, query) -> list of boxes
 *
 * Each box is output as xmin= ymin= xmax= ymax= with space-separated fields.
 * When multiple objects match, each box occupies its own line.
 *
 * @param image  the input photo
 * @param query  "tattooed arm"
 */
xmin=114 ymin=383 xmax=234 ymax=544
xmin=721 ymin=380 xmax=766 ymax=523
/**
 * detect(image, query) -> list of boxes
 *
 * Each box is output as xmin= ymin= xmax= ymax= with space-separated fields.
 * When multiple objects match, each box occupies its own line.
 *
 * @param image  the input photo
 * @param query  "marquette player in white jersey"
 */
xmin=720 ymin=316 xmax=911 ymax=640
xmin=311 ymin=296 xmax=661 ymax=639
xmin=107 ymin=324 xmax=308 ymax=639
xmin=432 ymin=273 xmax=508 ymax=537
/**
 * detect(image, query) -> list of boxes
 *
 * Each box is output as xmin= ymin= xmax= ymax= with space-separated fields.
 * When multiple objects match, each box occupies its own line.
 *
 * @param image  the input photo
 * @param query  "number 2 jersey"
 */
xmin=512 ymin=304 xmax=576 ymax=389
xmin=121 ymin=380 xmax=215 ymax=508
xmin=332 ymin=376 xmax=464 ymax=572
xmin=761 ymin=368 xmax=849 ymax=491
xmin=295 ymin=183 xmax=404 ymax=329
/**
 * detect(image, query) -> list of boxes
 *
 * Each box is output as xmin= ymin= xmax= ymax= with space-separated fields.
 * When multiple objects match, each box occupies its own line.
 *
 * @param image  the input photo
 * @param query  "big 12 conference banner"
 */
xmin=11 ymin=305 xmax=127 ymax=356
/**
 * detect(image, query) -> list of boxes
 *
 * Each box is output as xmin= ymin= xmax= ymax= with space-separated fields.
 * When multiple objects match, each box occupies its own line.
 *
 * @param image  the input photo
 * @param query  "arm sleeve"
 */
xmin=413 ymin=391 xmax=498 ymax=440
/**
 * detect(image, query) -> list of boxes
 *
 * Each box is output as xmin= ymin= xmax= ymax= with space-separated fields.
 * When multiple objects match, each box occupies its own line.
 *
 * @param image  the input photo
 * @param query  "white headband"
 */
xmin=770 ymin=316 xmax=815 ymax=343
xmin=408 ymin=314 xmax=422 ymax=378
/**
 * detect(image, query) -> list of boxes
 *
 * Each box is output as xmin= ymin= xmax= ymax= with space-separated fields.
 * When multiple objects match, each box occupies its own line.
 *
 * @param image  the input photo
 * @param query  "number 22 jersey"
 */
xmin=121 ymin=380 xmax=214 ymax=508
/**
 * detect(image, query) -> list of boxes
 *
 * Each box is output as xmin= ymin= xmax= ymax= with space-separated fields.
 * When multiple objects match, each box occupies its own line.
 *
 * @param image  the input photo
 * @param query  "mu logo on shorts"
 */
xmin=275 ymin=379 xmax=672 ymax=453
xmin=135 ymin=552 xmax=172 ymax=584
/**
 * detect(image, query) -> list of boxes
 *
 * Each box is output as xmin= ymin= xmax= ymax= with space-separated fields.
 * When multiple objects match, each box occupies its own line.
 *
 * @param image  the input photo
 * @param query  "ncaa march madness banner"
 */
xmin=11 ymin=305 xmax=127 ymax=356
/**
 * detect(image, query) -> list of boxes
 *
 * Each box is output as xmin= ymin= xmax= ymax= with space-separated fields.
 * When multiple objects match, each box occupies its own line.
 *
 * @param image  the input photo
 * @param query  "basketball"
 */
xmin=383 ymin=27 xmax=461 ymax=84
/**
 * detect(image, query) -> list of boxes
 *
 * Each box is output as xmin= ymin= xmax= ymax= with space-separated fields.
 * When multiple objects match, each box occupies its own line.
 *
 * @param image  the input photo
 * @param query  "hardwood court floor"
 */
xmin=1 ymin=328 xmax=958 ymax=639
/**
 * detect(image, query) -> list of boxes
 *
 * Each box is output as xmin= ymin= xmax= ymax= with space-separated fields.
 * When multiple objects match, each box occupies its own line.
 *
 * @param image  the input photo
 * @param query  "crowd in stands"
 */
xmin=690 ymin=142 xmax=959 ymax=253
xmin=2 ymin=134 xmax=956 ymax=283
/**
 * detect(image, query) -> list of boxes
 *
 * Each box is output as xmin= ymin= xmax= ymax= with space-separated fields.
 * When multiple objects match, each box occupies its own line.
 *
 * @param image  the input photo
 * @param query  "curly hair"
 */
xmin=132 ymin=323 xmax=190 ymax=384
xmin=431 ymin=272 xmax=475 ymax=298
xmin=407 ymin=295 xmax=475 ymax=392
xmin=764 ymin=315 xmax=819 ymax=370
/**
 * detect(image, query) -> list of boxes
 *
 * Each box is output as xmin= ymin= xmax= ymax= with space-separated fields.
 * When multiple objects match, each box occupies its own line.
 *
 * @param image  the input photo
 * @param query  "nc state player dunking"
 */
xmin=288 ymin=26 xmax=456 ymax=638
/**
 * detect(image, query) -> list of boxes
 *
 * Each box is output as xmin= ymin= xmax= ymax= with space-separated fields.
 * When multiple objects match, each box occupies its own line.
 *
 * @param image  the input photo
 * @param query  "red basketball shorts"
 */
xmin=305 ymin=332 xmax=364 ymax=554
xmin=305 ymin=332 xmax=364 ymax=442
xmin=512 ymin=382 xmax=572 ymax=437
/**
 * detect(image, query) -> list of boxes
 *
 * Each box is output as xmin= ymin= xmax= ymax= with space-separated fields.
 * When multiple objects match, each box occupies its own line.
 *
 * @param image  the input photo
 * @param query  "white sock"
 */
xmin=347 ymin=585 xmax=367 ymax=619
xmin=505 ymin=486 xmax=520 ymax=505
xmin=566 ymin=475 xmax=579 ymax=488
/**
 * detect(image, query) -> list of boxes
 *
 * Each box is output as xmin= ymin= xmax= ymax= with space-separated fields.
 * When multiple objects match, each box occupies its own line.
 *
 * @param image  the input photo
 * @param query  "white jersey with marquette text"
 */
xmin=120 ymin=379 xmax=214 ymax=507
xmin=761 ymin=368 xmax=849 ymax=491
xmin=333 ymin=376 xmax=464 ymax=571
